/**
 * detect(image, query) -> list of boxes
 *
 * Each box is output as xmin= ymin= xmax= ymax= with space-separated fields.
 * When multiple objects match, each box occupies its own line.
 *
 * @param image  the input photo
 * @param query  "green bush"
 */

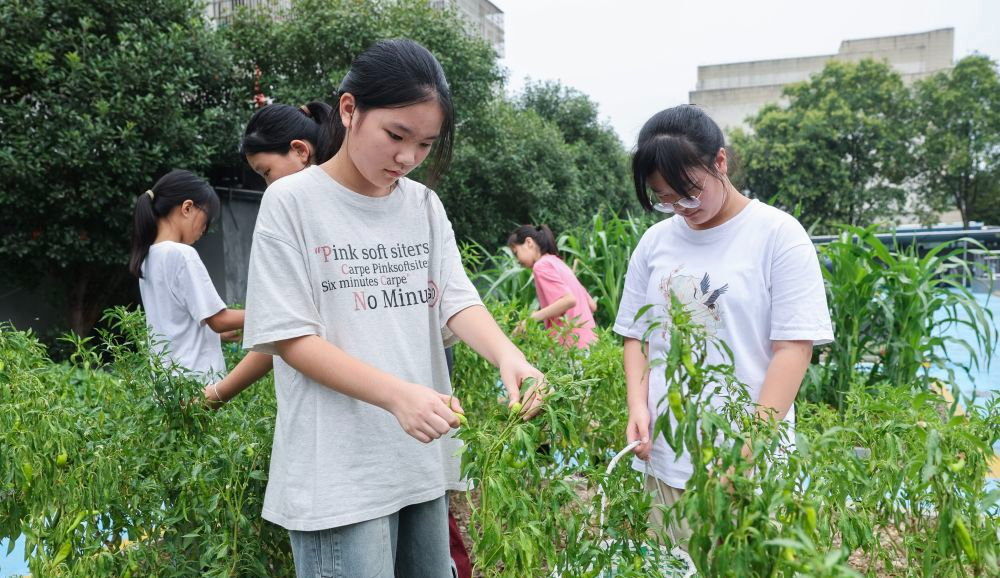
xmin=3 ymin=220 xmax=998 ymax=577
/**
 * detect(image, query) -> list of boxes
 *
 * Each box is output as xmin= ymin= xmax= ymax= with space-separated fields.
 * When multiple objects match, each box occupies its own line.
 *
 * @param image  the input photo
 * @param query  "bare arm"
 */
xmin=448 ymin=305 xmax=545 ymax=416
xmin=204 ymin=351 xmax=273 ymax=406
xmin=529 ymin=293 xmax=577 ymax=322
xmin=756 ymin=340 xmax=813 ymax=421
xmin=275 ymin=335 xmax=461 ymax=442
xmin=587 ymin=293 xmax=598 ymax=313
xmin=205 ymin=308 xmax=245 ymax=333
xmin=624 ymin=337 xmax=653 ymax=459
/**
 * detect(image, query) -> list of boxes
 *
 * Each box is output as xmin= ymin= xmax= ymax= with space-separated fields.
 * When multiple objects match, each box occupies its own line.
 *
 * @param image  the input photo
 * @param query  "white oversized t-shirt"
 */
xmin=242 ymin=166 xmax=483 ymax=531
xmin=139 ymin=241 xmax=228 ymax=381
xmin=614 ymin=199 xmax=834 ymax=489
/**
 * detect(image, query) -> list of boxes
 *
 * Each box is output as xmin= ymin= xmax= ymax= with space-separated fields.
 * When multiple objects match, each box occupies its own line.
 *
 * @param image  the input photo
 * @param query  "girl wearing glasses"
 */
xmin=614 ymin=105 xmax=833 ymax=547
xmin=129 ymin=169 xmax=245 ymax=382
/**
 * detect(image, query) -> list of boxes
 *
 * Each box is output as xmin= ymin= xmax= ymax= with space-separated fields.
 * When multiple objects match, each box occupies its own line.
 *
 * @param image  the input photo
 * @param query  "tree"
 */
xmin=224 ymin=1 xmax=631 ymax=246
xmin=518 ymin=80 xmax=632 ymax=219
xmin=731 ymin=59 xmax=914 ymax=232
xmin=222 ymin=0 xmax=502 ymax=135
xmin=913 ymin=54 xmax=1000 ymax=228
xmin=0 ymin=0 xmax=242 ymax=335
xmin=444 ymin=100 xmax=581 ymax=243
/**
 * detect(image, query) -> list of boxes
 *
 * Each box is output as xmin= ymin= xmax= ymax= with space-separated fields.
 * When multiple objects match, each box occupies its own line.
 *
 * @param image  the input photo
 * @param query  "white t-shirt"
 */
xmin=242 ymin=166 xmax=483 ymax=531
xmin=139 ymin=241 xmax=227 ymax=381
xmin=613 ymin=199 xmax=833 ymax=489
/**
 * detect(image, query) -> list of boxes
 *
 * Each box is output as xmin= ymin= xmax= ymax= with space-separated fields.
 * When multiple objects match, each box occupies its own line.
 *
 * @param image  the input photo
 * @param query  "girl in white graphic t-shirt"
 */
xmin=129 ymin=169 xmax=246 ymax=383
xmin=614 ymin=105 xmax=834 ymax=548
xmin=242 ymin=40 xmax=545 ymax=577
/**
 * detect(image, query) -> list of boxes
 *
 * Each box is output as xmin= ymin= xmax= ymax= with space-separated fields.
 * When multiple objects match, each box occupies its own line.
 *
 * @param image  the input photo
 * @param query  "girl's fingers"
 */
xmin=440 ymin=393 xmax=464 ymax=416
xmin=519 ymin=380 xmax=546 ymax=419
xmin=410 ymin=427 xmax=432 ymax=444
xmin=430 ymin=413 xmax=454 ymax=436
xmin=498 ymin=370 xmax=520 ymax=407
xmin=432 ymin=400 xmax=460 ymax=430
xmin=417 ymin=418 xmax=446 ymax=441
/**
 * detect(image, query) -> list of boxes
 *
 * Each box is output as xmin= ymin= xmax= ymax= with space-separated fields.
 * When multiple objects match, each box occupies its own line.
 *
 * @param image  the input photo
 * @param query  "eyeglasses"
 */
xmin=651 ymin=176 xmax=709 ymax=214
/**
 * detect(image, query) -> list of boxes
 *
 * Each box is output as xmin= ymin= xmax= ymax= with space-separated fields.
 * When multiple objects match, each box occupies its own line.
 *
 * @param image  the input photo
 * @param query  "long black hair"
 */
xmin=129 ymin=169 xmax=220 ymax=278
xmin=321 ymin=39 xmax=455 ymax=184
xmin=241 ymin=101 xmax=333 ymax=162
xmin=508 ymin=224 xmax=559 ymax=257
xmin=632 ymin=105 xmax=726 ymax=211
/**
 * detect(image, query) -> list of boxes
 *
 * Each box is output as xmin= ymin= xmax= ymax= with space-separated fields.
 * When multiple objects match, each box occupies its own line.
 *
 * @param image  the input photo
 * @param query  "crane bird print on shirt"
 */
xmin=658 ymin=268 xmax=729 ymax=337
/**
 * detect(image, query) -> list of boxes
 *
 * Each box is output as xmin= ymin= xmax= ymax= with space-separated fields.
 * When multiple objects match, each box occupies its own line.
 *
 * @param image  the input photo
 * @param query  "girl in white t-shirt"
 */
xmin=241 ymin=40 xmax=545 ymax=577
xmin=129 ymin=169 xmax=246 ymax=382
xmin=614 ymin=105 xmax=833 ymax=546
xmin=201 ymin=101 xmax=334 ymax=406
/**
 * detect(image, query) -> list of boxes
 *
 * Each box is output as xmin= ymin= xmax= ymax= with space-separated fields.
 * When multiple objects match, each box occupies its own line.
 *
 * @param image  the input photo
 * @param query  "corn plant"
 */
xmin=808 ymin=225 xmax=996 ymax=410
xmin=558 ymin=211 xmax=653 ymax=326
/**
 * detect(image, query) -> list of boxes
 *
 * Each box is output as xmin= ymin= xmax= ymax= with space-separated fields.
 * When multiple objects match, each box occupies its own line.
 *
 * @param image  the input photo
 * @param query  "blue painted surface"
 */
xmin=930 ymin=291 xmax=1000 ymax=463
xmin=930 ymin=291 xmax=999 ymax=410
xmin=0 ymin=536 xmax=28 ymax=578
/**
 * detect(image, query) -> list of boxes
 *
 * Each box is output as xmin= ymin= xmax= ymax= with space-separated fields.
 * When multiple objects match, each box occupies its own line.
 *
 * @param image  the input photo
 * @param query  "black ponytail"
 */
xmin=508 ymin=224 xmax=559 ymax=257
xmin=241 ymin=101 xmax=333 ymax=163
xmin=129 ymin=169 xmax=220 ymax=278
xmin=321 ymin=39 xmax=455 ymax=185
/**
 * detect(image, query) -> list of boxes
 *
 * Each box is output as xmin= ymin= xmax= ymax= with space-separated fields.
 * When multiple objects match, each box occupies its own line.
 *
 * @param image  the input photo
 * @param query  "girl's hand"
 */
xmin=626 ymin=405 xmax=653 ymax=460
xmin=202 ymin=383 xmax=224 ymax=410
xmin=388 ymin=384 xmax=463 ymax=443
xmin=220 ymin=329 xmax=243 ymax=343
xmin=512 ymin=315 xmax=540 ymax=337
xmin=498 ymin=354 xmax=546 ymax=419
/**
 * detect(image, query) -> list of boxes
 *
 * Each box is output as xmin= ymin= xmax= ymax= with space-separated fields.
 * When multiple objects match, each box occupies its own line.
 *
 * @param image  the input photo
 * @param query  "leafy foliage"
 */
xmin=913 ymin=54 xmax=1000 ymax=227
xmin=731 ymin=59 xmax=915 ymax=232
xmin=0 ymin=0 xmax=242 ymax=334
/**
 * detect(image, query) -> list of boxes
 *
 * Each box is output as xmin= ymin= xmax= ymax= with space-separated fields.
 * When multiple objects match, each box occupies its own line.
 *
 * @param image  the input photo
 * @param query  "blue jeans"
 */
xmin=288 ymin=495 xmax=451 ymax=578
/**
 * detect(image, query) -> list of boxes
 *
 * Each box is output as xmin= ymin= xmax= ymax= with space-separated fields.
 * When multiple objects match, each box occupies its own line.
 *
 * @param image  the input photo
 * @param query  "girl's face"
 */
xmin=246 ymin=140 xmax=312 ymax=186
xmin=341 ymin=96 xmax=443 ymax=193
xmin=647 ymin=150 xmax=730 ymax=229
xmin=511 ymin=238 xmax=542 ymax=268
xmin=172 ymin=200 xmax=210 ymax=245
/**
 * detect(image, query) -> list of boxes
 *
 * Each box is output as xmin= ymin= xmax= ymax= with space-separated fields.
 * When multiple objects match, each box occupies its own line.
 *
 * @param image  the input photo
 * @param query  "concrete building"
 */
xmin=689 ymin=28 xmax=955 ymax=131
xmin=203 ymin=0 xmax=291 ymax=24
xmin=430 ymin=0 xmax=505 ymax=56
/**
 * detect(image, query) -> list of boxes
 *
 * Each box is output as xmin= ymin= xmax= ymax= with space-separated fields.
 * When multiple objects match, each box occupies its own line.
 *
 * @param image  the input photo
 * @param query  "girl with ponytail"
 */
xmin=241 ymin=101 xmax=333 ymax=186
xmin=202 ymin=100 xmax=337 ymax=407
xmin=129 ymin=169 xmax=244 ymax=382
xmin=508 ymin=224 xmax=598 ymax=349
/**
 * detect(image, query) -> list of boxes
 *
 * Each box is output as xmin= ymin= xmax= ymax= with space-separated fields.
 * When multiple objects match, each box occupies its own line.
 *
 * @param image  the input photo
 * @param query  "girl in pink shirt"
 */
xmin=508 ymin=225 xmax=598 ymax=349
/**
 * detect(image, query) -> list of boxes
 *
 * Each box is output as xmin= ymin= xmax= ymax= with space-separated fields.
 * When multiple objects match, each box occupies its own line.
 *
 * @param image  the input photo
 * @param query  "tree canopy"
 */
xmin=0 ymin=0 xmax=241 ymax=334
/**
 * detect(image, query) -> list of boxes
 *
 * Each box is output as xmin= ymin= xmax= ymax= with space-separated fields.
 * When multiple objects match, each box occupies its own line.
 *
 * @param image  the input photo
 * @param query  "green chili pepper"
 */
xmin=954 ymin=517 xmax=976 ymax=561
